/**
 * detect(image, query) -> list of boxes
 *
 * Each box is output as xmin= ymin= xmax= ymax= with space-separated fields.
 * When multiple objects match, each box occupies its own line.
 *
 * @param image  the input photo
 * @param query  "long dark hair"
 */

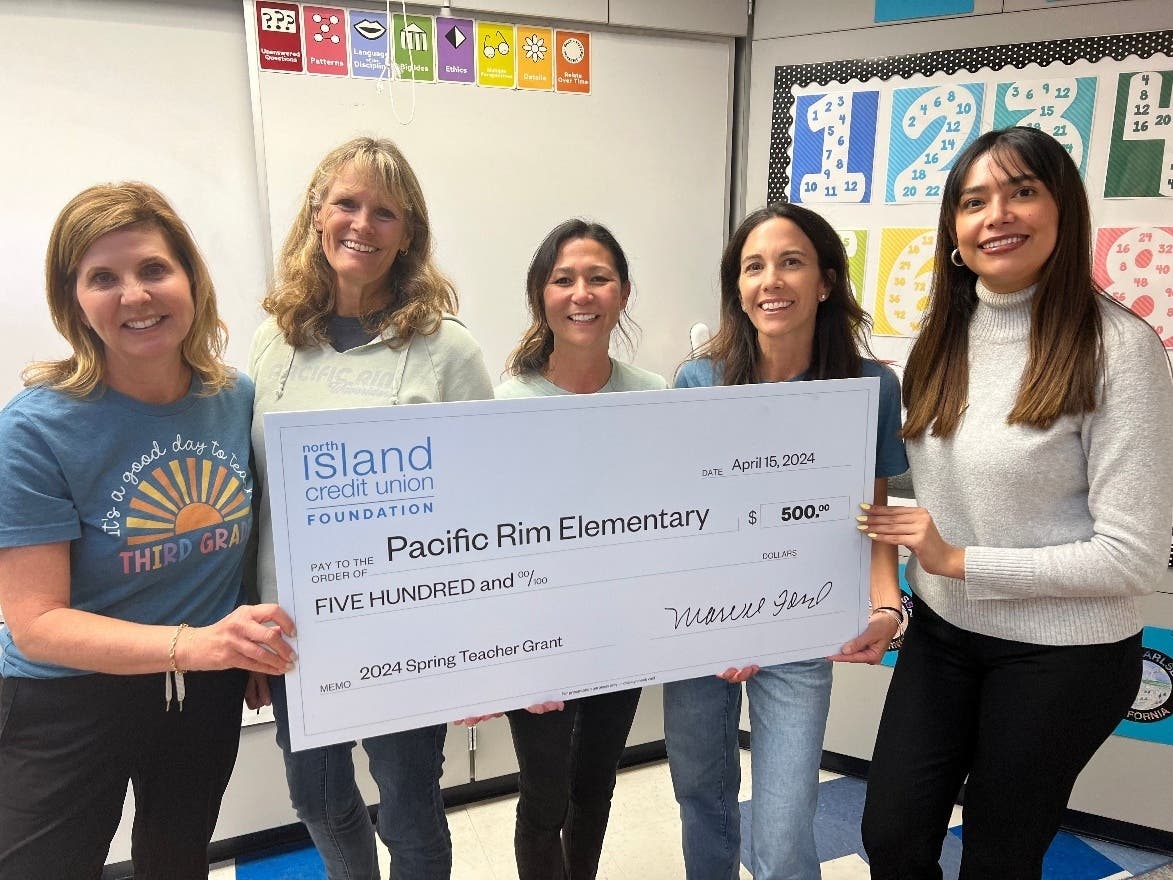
xmin=695 ymin=203 xmax=873 ymax=386
xmin=505 ymin=219 xmax=637 ymax=375
xmin=902 ymin=126 xmax=1102 ymax=439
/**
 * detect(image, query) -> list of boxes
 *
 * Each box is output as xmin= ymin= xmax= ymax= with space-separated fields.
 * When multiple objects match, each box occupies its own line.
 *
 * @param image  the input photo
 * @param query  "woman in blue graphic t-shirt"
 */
xmin=0 ymin=182 xmax=296 ymax=879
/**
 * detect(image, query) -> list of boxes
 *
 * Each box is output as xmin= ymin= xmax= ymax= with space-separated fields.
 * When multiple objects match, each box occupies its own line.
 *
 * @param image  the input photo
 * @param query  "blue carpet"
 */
xmin=740 ymin=776 xmax=963 ymax=873
xmin=951 ymin=827 xmax=1123 ymax=879
xmin=235 ymin=844 xmax=325 ymax=880
xmin=737 ymin=774 xmax=1170 ymax=878
xmin=234 ymin=772 xmax=1170 ymax=878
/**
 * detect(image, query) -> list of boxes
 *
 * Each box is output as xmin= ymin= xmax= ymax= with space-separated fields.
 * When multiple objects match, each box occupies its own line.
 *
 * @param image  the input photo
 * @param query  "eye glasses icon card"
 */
xmin=476 ymin=22 xmax=515 ymax=88
xmin=482 ymin=30 xmax=510 ymax=59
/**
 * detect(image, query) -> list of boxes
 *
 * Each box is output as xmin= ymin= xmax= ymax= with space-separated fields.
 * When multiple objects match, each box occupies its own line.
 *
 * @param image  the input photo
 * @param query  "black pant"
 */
xmin=861 ymin=601 xmax=1142 ymax=880
xmin=0 ymin=668 xmax=247 ymax=880
xmin=506 ymin=688 xmax=642 ymax=880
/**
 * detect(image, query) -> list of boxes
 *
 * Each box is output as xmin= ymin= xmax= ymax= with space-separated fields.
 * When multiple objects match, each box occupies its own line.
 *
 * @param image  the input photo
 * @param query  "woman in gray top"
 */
xmin=859 ymin=126 xmax=1173 ymax=878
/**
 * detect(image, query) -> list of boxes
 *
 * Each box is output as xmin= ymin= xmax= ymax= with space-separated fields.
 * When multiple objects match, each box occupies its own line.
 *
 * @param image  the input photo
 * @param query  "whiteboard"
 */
xmin=247 ymin=4 xmax=734 ymax=381
xmin=0 ymin=0 xmax=270 ymax=405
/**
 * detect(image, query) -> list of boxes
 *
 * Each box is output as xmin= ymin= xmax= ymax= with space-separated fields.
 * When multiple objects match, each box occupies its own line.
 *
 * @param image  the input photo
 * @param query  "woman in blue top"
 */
xmin=666 ymin=203 xmax=908 ymax=880
xmin=0 ymin=182 xmax=296 ymax=879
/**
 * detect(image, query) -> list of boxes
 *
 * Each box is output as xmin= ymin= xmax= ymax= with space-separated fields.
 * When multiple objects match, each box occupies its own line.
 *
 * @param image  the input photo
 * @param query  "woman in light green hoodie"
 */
xmin=249 ymin=136 xmax=492 ymax=880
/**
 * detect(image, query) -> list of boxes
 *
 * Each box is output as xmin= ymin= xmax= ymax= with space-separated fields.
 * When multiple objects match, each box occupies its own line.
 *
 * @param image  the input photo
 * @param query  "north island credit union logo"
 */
xmin=1128 ymin=646 xmax=1173 ymax=725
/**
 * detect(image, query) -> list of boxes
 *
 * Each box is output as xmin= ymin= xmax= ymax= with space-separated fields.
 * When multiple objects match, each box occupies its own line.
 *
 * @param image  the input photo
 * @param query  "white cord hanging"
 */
xmin=376 ymin=0 xmax=417 ymax=125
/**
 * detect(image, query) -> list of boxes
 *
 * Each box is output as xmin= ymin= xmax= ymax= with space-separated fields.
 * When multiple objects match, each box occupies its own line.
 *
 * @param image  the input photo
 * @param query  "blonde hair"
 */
xmin=263 ymin=137 xmax=457 ymax=347
xmin=25 ymin=181 xmax=230 ymax=397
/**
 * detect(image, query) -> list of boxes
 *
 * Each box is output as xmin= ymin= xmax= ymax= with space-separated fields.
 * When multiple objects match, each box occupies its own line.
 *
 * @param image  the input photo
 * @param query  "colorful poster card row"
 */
xmin=790 ymin=70 xmax=1173 ymax=204
xmin=835 ymin=225 xmax=1172 ymax=348
xmin=256 ymin=2 xmax=590 ymax=93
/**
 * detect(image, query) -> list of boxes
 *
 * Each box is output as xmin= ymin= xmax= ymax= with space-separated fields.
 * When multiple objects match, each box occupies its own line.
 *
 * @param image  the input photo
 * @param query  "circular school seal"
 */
xmin=1126 ymin=648 xmax=1173 ymax=724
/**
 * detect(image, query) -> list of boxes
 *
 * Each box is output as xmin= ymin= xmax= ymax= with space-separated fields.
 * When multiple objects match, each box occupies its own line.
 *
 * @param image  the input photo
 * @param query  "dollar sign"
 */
xmin=747 ymin=510 xmax=757 ymax=525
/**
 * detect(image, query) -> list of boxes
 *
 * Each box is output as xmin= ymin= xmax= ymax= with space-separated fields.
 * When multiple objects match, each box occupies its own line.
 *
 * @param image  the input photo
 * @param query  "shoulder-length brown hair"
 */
xmin=902 ymin=126 xmax=1102 ymax=439
xmin=505 ymin=219 xmax=637 ymax=375
xmin=693 ymin=203 xmax=872 ymax=386
xmin=263 ymin=136 xmax=456 ymax=348
xmin=25 ymin=181 xmax=230 ymax=397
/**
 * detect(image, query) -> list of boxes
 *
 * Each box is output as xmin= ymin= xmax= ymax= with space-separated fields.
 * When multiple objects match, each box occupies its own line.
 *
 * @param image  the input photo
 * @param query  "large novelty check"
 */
xmin=265 ymin=379 xmax=879 ymax=751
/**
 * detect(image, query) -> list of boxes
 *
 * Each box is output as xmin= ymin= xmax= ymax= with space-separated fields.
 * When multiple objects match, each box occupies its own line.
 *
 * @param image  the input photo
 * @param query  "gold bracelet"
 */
xmin=168 ymin=622 xmax=189 ymax=673
xmin=165 ymin=623 xmax=189 ymax=712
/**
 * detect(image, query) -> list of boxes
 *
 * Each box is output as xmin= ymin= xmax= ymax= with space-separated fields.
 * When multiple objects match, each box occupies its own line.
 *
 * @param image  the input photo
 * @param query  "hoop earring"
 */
xmin=950 ymin=248 xmax=965 ymax=267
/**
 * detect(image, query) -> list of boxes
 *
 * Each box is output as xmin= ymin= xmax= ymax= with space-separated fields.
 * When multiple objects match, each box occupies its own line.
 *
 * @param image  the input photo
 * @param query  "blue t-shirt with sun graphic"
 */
xmin=0 ymin=375 xmax=254 ymax=678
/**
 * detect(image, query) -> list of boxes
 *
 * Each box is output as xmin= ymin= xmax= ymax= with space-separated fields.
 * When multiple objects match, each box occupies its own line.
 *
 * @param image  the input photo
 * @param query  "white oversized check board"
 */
xmin=265 ymin=380 xmax=879 ymax=751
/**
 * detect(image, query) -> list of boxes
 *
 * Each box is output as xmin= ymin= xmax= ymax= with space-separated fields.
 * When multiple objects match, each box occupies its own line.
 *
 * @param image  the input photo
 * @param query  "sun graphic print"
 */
xmin=125 ymin=458 xmax=250 ymax=546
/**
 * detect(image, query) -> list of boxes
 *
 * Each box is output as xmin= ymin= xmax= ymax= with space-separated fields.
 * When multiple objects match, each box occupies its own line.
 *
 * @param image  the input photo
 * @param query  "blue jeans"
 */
xmin=270 ymin=676 xmax=451 ymax=880
xmin=663 ymin=659 xmax=832 ymax=880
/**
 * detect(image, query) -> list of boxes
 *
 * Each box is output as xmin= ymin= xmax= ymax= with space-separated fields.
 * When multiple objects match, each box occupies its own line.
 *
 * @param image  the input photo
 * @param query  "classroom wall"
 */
xmin=745 ymin=0 xmax=1173 ymax=835
xmin=0 ymin=0 xmax=270 ymax=405
xmin=0 ymin=0 xmax=743 ymax=863
xmin=3 ymin=0 xmax=1171 ymax=863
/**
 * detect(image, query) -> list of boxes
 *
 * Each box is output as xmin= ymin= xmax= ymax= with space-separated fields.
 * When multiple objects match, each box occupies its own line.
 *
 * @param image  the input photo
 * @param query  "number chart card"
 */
xmin=1093 ymin=226 xmax=1173 ymax=347
xmin=993 ymin=77 xmax=1097 ymax=177
xmin=790 ymin=91 xmax=879 ymax=203
xmin=872 ymin=229 xmax=935 ymax=338
xmin=1105 ymin=70 xmax=1173 ymax=198
xmin=767 ymin=31 xmax=1173 ymax=366
xmin=887 ymin=84 xmax=985 ymax=204
xmin=838 ymin=229 xmax=869 ymax=304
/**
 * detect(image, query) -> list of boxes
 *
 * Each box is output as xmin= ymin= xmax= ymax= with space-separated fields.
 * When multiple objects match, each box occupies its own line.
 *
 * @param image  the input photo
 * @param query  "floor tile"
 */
xmin=199 ymin=757 xmax=1173 ymax=880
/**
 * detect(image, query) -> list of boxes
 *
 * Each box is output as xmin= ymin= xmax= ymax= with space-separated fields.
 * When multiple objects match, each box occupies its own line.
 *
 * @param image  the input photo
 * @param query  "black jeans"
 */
xmin=506 ymin=688 xmax=642 ymax=880
xmin=861 ymin=601 xmax=1142 ymax=880
xmin=0 ymin=668 xmax=246 ymax=880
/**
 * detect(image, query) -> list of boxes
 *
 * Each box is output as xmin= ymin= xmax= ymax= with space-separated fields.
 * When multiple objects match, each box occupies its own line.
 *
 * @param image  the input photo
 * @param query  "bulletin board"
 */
xmin=244 ymin=1 xmax=735 ymax=382
xmin=764 ymin=29 xmax=1173 ymax=749
xmin=765 ymin=30 xmax=1173 ymax=367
